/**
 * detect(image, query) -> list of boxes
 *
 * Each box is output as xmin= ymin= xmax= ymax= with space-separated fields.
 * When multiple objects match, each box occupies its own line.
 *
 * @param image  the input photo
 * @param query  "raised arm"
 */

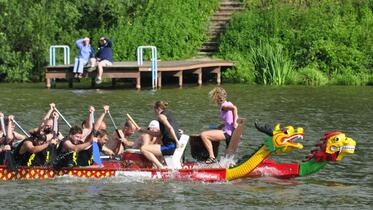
xmin=76 ymin=38 xmax=84 ymax=48
xmin=86 ymin=106 xmax=95 ymax=131
xmin=0 ymin=112 xmax=5 ymax=138
xmin=94 ymin=105 xmax=109 ymax=131
xmin=40 ymin=103 xmax=55 ymax=128
xmin=6 ymin=115 xmax=15 ymax=143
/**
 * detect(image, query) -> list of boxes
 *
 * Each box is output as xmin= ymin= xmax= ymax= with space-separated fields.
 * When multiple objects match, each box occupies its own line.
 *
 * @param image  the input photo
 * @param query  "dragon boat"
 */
xmin=246 ymin=130 xmax=357 ymax=178
xmin=0 ymin=122 xmax=305 ymax=182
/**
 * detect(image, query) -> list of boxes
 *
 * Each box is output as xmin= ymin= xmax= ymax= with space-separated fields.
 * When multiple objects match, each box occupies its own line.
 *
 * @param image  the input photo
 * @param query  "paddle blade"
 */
xmin=92 ymin=141 xmax=102 ymax=167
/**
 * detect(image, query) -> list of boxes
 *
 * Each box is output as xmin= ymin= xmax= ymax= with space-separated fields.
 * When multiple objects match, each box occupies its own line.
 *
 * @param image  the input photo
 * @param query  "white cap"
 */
xmin=148 ymin=120 xmax=160 ymax=129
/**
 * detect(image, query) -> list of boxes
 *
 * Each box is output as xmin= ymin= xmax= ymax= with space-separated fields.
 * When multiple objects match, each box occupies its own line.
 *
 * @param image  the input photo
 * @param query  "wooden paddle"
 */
xmin=53 ymin=107 xmax=72 ymax=128
xmin=12 ymin=119 xmax=30 ymax=138
xmin=126 ymin=113 xmax=140 ymax=129
xmin=108 ymin=111 xmax=124 ymax=138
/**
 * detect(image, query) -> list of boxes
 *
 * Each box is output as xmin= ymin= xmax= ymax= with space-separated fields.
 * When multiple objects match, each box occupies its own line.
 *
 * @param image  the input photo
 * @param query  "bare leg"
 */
xmin=200 ymin=129 xmax=226 ymax=159
xmin=141 ymin=144 xmax=165 ymax=169
xmin=97 ymin=61 xmax=104 ymax=79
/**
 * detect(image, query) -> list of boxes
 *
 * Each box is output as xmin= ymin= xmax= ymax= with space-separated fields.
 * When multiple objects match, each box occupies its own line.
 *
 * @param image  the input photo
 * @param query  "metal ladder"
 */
xmin=49 ymin=45 xmax=70 ymax=66
xmin=137 ymin=46 xmax=158 ymax=90
xmin=49 ymin=45 xmax=70 ymax=87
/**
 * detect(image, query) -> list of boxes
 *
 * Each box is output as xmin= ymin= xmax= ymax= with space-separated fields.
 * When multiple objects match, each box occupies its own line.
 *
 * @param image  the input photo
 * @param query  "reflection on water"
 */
xmin=0 ymin=83 xmax=372 ymax=209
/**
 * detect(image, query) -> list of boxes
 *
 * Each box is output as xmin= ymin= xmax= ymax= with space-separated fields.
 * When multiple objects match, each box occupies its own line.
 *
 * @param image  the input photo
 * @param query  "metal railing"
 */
xmin=137 ymin=46 xmax=158 ymax=90
xmin=49 ymin=45 xmax=70 ymax=66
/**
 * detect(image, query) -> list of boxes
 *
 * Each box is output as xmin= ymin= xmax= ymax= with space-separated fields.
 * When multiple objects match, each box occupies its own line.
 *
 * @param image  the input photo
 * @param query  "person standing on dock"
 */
xmin=200 ymin=87 xmax=238 ymax=164
xmin=72 ymin=37 xmax=94 ymax=79
xmin=90 ymin=36 xmax=113 ymax=84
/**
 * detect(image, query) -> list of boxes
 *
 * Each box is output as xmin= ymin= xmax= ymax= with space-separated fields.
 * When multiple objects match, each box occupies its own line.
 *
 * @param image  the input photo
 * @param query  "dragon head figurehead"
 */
xmin=255 ymin=121 xmax=304 ymax=154
xmin=305 ymin=131 xmax=356 ymax=162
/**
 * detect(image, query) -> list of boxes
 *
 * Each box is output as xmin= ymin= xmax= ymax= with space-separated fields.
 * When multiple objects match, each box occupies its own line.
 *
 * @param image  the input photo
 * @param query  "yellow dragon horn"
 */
xmin=274 ymin=124 xmax=281 ymax=131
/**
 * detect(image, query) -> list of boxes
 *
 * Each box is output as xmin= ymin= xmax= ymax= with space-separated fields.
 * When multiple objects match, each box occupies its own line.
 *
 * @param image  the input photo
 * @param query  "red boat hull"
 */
xmin=0 ymin=151 xmax=300 ymax=181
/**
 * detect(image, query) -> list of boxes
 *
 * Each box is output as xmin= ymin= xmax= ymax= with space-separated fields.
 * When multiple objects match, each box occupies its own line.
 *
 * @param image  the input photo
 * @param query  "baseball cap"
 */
xmin=148 ymin=120 xmax=159 ymax=129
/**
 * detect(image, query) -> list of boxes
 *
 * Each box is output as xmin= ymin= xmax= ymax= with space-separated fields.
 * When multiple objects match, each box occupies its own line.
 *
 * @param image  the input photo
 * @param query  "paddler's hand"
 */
xmin=233 ymin=121 xmax=238 ymax=129
xmin=50 ymin=138 xmax=57 ymax=145
xmin=103 ymin=105 xmax=109 ymax=114
xmin=57 ymin=132 xmax=64 ymax=141
xmin=120 ymin=138 xmax=129 ymax=146
xmin=0 ymin=112 xmax=4 ymax=118
xmin=176 ymin=141 xmax=181 ymax=149
xmin=45 ymin=133 xmax=54 ymax=141
xmin=49 ymin=103 xmax=56 ymax=110
xmin=3 ymin=145 xmax=11 ymax=151
xmin=8 ymin=115 xmax=14 ymax=121
xmin=89 ymin=106 xmax=95 ymax=113
xmin=52 ymin=111 xmax=59 ymax=119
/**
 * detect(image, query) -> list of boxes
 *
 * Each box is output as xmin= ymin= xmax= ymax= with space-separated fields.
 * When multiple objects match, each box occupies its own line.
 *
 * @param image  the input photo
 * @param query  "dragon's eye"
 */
xmin=283 ymin=130 xmax=289 ymax=135
xmin=335 ymin=137 xmax=340 ymax=141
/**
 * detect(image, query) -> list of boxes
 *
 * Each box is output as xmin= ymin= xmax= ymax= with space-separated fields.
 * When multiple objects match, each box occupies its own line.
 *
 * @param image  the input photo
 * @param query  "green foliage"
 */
xmin=297 ymin=65 xmax=328 ymax=86
xmin=0 ymin=0 xmax=218 ymax=81
xmin=330 ymin=68 xmax=367 ymax=86
xmin=219 ymin=0 xmax=373 ymax=85
xmin=222 ymin=53 xmax=255 ymax=83
xmin=250 ymin=42 xmax=295 ymax=85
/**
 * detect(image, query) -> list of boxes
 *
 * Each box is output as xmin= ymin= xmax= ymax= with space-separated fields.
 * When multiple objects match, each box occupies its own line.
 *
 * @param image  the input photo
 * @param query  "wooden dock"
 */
xmin=45 ymin=59 xmax=234 ymax=89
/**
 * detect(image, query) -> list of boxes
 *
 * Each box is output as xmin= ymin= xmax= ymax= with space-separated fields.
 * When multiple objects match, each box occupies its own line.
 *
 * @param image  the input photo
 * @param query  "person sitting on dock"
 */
xmin=200 ymin=87 xmax=238 ymax=164
xmin=89 ymin=36 xmax=113 ymax=84
xmin=73 ymin=37 xmax=94 ymax=79
xmin=140 ymin=101 xmax=181 ymax=169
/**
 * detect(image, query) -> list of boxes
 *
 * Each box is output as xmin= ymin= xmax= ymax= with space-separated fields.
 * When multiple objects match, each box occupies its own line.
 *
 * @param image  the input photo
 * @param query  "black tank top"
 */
xmin=159 ymin=110 xmax=181 ymax=146
xmin=13 ymin=139 xmax=50 ymax=166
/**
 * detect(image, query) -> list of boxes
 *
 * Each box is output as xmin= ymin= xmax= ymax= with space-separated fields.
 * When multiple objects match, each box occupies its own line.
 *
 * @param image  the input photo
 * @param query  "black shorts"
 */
xmin=224 ymin=132 xmax=232 ymax=148
xmin=161 ymin=144 xmax=176 ymax=156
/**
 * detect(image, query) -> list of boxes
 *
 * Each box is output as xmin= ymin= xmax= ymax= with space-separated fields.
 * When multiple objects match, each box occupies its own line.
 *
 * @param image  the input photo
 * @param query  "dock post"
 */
xmin=211 ymin=67 xmax=221 ymax=85
xmin=193 ymin=68 xmax=202 ymax=86
xmin=157 ymin=72 xmax=162 ymax=88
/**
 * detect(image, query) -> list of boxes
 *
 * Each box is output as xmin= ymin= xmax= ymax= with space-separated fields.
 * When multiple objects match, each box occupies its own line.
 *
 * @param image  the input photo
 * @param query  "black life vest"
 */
xmin=13 ymin=139 xmax=54 ymax=166
xmin=159 ymin=110 xmax=181 ymax=145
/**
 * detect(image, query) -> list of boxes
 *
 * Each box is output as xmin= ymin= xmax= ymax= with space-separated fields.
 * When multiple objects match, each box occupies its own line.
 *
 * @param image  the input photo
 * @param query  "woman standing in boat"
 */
xmin=200 ymin=87 xmax=238 ymax=164
xmin=140 ymin=101 xmax=181 ymax=169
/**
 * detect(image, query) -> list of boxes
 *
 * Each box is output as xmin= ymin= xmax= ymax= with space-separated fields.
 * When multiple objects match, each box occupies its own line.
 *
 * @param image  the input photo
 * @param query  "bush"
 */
xmin=297 ymin=65 xmax=328 ymax=86
xmin=0 ymin=0 xmax=219 ymax=81
xmin=250 ymin=42 xmax=295 ymax=85
xmin=222 ymin=53 xmax=255 ymax=83
xmin=330 ymin=68 xmax=365 ymax=86
xmin=219 ymin=0 xmax=373 ymax=85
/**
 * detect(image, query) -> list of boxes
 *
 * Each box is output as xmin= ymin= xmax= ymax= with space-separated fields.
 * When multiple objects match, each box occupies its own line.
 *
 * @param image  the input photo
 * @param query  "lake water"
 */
xmin=0 ymin=83 xmax=372 ymax=209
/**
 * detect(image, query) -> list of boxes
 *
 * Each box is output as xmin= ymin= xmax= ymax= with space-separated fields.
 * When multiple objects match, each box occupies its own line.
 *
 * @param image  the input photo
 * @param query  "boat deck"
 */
xmin=45 ymin=59 xmax=234 ymax=89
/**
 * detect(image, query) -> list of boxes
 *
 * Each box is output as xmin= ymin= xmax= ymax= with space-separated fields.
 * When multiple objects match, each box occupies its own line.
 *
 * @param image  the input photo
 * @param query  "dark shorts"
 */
xmin=224 ymin=132 xmax=232 ymax=149
xmin=161 ymin=144 xmax=176 ymax=156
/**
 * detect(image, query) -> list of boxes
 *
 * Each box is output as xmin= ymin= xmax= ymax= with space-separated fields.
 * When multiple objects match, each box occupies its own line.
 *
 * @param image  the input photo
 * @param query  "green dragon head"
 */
xmin=305 ymin=131 xmax=356 ymax=162
xmin=255 ymin=122 xmax=304 ymax=154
